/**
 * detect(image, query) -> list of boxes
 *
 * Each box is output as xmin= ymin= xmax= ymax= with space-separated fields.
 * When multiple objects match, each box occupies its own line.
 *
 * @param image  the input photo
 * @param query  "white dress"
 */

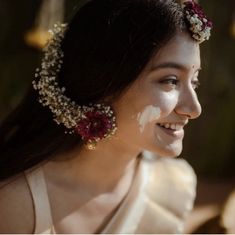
xmin=24 ymin=151 xmax=197 ymax=234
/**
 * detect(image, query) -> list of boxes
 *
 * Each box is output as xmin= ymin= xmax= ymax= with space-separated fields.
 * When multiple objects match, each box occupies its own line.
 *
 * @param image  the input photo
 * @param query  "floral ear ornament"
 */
xmin=32 ymin=23 xmax=117 ymax=150
xmin=182 ymin=0 xmax=213 ymax=43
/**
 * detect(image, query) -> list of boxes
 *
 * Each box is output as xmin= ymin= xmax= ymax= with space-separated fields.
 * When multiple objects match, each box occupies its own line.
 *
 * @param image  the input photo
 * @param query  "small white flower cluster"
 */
xmin=32 ymin=23 xmax=81 ymax=132
xmin=185 ymin=11 xmax=211 ymax=43
xmin=32 ymin=23 xmax=117 ymax=139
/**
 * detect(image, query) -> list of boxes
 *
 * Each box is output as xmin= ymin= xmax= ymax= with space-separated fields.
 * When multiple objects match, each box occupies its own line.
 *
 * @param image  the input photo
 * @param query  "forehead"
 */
xmin=149 ymin=32 xmax=201 ymax=72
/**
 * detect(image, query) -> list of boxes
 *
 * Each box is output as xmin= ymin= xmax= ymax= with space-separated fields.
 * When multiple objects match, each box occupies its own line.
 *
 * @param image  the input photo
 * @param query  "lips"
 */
xmin=157 ymin=122 xmax=182 ymax=131
xmin=156 ymin=123 xmax=184 ymax=138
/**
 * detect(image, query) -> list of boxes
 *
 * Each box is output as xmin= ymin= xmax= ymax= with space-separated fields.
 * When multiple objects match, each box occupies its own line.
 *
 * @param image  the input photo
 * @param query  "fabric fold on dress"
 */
xmin=24 ymin=167 xmax=55 ymax=234
xmin=101 ymin=151 xmax=197 ymax=234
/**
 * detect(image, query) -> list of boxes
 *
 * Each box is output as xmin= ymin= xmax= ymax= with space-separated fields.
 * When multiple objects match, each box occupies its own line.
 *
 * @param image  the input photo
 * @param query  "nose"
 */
xmin=175 ymin=87 xmax=202 ymax=119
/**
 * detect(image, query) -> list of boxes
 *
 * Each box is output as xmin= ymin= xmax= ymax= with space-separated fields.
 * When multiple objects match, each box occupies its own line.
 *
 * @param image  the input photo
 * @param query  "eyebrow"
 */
xmin=150 ymin=62 xmax=201 ymax=73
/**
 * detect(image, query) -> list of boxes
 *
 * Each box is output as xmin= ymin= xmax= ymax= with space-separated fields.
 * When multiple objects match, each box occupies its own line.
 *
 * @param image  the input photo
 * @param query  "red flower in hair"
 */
xmin=183 ymin=0 xmax=213 ymax=42
xmin=75 ymin=110 xmax=115 ymax=142
xmin=184 ymin=0 xmax=212 ymax=28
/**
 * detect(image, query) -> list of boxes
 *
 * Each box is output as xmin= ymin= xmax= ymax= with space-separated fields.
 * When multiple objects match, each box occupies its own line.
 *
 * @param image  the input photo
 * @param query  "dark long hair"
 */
xmin=0 ymin=0 xmax=186 ymax=180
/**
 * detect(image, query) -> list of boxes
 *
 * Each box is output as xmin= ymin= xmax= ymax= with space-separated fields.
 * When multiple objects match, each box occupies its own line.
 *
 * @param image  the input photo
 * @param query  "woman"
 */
xmin=0 ymin=0 xmax=212 ymax=233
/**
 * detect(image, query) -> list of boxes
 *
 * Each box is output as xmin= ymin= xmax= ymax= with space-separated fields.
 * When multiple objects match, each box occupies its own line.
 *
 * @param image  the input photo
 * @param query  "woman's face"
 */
xmin=112 ymin=32 xmax=202 ymax=157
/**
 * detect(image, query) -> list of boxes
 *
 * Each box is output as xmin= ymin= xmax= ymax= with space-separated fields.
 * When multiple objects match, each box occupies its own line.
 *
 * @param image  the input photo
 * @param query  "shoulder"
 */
xmin=0 ymin=173 xmax=34 ymax=233
xmin=141 ymin=150 xmax=196 ymax=187
xmin=141 ymin=151 xmax=197 ymax=218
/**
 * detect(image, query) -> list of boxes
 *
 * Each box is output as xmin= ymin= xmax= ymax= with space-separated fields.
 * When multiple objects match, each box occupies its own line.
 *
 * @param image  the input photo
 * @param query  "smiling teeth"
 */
xmin=158 ymin=123 xmax=182 ymax=131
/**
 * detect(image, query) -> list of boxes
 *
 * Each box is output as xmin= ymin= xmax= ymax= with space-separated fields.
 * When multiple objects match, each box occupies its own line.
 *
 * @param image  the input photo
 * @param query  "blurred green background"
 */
xmin=0 ymin=0 xmax=234 ymax=179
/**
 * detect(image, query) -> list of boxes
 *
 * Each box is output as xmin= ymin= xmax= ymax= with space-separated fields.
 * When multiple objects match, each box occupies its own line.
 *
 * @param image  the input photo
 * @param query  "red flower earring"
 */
xmin=75 ymin=103 xmax=117 ymax=150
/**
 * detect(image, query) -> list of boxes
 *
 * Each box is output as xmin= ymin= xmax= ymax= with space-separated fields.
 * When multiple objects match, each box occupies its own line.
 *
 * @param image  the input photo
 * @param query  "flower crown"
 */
xmin=32 ymin=23 xmax=117 ymax=149
xmin=182 ymin=0 xmax=213 ymax=43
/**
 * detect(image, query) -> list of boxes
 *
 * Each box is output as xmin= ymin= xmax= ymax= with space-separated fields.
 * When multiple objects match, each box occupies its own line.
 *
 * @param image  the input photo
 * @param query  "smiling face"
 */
xmin=111 ymin=32 xmax=202 ymax=157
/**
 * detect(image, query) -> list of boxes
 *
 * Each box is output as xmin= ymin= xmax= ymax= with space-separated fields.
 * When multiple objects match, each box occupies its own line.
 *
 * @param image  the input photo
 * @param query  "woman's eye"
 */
xmin=159 ymin=77 xmax=179 ymax=88
xmin=192 ymin=80 xmax=201 ymax=90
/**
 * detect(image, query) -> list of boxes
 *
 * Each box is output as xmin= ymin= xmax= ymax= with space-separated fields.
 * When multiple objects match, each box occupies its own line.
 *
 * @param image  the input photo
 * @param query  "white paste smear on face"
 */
xmin=137 ymin=105 xmax=161 ymax=133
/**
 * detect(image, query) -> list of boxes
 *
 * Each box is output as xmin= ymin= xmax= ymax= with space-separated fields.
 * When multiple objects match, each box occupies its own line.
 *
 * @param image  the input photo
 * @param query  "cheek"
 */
xmin=151 ymin=90 xmax=179 ymax=117
xmin=132 ymin=89 xmax=179 ymax=133
xmin=137 ymin=105 xmax=161 ymax=133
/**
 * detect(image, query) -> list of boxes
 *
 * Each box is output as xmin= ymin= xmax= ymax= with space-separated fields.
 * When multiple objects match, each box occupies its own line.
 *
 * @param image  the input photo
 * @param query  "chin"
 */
xmin=165 ymin=150 xmax=182 ymax=158
xmin=151 ymin=143 xmax=183 ymax=158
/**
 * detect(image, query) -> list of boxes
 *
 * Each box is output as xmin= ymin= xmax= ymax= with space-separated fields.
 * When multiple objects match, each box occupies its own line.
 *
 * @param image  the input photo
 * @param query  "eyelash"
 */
xmin=159 ymin=78 xmax=178 ymax=89
xmin=159 ymin=78 xmax=201 ymax=90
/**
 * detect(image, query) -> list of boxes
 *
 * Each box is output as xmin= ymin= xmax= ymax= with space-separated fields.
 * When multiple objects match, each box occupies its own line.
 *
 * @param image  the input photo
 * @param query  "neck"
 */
xmin=46 ymin=136 xmax=141 ymax=195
